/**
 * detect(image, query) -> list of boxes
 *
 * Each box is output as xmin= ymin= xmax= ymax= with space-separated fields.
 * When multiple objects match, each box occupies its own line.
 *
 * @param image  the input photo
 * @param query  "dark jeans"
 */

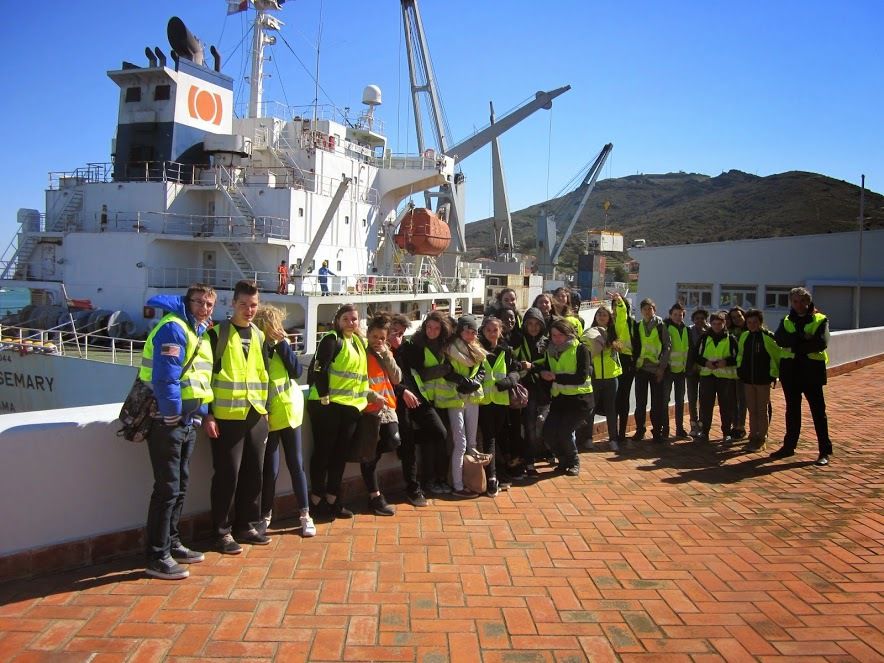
xmin=590 ymin=377 xmax=618 ymax=441
xmin=544 ymin=397 xmax=592 ymax=468
xmin=615 ymin=354 xmax=636 ymax=440
xmin=479 ymin=404 xmax=509 ymax=480
xmin=699 ymin=375 xmax=736 ymax=438
xmin=634 ymin=369 xmax=666 ymax=439
xmin=360 ymin=422 xmax=400 ymax=493
xmin=307 ymin=400 xmax=360 ymax=498
xmin=686 ymin=372 xmax=701 ymax=429
xmin=210 ymin=408 xmax=269 ymax=537
xmin=397 ymin=402 xmax=448 ymax=492
xmin=781 ymin=380 xmax=832 ymax=455
xmin=663 ymin=371 xmax=687 ymax=436
xmin=146 ymin=422 xmax=196 ymax=561
xmin=262 ymin=425 xmax=309 ymax=518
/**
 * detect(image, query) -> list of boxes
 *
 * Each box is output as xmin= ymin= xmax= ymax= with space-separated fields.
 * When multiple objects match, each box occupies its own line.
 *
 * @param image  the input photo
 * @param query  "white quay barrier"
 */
xmin=0 ymin=328 xmax=882 ymax=575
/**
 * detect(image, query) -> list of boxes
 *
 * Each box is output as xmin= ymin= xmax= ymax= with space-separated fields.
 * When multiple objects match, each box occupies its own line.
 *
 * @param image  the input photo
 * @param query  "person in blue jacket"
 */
xmin=318 ymin=260 xmax=336 ymax=296
xmin=140 ymin=284 xmax=215 ymax=580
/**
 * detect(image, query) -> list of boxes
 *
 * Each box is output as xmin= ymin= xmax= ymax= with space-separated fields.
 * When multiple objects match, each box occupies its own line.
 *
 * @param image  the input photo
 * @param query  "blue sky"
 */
xmin=0 ymin=0 xmax=880 ymax=247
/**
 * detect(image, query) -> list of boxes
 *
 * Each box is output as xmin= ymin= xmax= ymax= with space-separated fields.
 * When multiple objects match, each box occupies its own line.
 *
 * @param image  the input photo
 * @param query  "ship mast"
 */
xmin=247 ymin=9 xmax=282 ymax=118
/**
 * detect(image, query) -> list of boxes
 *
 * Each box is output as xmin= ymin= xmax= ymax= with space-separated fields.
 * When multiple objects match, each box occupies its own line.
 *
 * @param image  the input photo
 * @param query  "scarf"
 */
xmin=446 ymin=337 xmax=486 ymax=367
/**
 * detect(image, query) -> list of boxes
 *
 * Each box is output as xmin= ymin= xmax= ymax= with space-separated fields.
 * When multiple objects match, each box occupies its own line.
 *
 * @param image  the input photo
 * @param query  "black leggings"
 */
xmin=615 ymin=354 xmax=636 ymax=440
xmin=360 ymin=422 xmax=401 ymax=493
xmin=307 ymin=400 xmax=360 ymax=498
xmin=479 ymin=404 xmax=509 ymax=480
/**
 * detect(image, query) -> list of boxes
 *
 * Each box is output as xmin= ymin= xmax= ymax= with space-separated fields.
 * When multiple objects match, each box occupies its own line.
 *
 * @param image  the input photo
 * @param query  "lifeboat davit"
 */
xmin=394 ymin=208 xmax=451 ymax=257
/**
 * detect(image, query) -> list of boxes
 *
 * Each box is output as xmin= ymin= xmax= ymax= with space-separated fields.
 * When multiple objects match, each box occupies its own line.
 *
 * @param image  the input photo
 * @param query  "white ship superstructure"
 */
xmin=0 ymin=1 xmax=568 ymax=413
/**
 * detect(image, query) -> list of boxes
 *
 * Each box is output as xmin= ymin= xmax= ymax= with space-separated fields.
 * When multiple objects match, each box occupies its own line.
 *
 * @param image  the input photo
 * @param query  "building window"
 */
xmin=765 ymin=286 xmax=791 ymax=310
xmin=720 ymin=285 xmax=757 ymax=309
xmin=676 ymin=283 xmax=712 ymax=311
xmin=125 ymin=87 xmax=141 ymax=102
xmin=153 ymin=85 xmax=170 ymax=101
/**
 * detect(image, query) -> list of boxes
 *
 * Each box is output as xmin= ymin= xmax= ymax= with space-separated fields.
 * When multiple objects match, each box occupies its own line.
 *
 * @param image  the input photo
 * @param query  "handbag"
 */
xmin=117 ymin=335 xmax=203 ymax=443
xmin=508 ymin=382 xmax=529 ymax=409
xmin=463 ymin=448 xmax=493 ymax=494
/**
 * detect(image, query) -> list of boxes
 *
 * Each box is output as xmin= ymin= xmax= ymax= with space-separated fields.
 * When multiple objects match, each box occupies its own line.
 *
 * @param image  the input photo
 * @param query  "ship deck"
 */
xmin=1 ymin=360 xmax=882 ymax=660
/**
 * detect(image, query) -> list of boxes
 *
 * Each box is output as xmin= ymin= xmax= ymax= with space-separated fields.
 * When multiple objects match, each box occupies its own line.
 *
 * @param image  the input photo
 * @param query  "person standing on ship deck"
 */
xmin=277 ymin=260 xmax=288 ymax=295
xmin=318 ymin=260 xmax=336 ymax=296
xmin=141 ymin=284 xmax=215 ymax=580
xmin=203 ymin=280 xmax=272 ymax=555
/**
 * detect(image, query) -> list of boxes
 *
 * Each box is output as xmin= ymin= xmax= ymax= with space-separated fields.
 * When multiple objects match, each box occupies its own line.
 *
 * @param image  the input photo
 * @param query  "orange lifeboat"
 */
xmin=394 ymin=208 xmax=451 ymax=256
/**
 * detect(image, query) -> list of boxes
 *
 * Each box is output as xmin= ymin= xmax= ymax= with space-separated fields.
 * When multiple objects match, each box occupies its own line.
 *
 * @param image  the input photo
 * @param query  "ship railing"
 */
xmin=212 ymin=164 xmax=379 ymax=205
xmin=371 ymin=152 xmax=447 ymax=172
xmin=49 ymin=162 xmax=207 ymax=189
xmin=0 ymin=322 xmax=144 ymax=366
xmin=290 ymin=274 xmax=466 ymax=297
xmin=137 ymin=211 xmax=289 ymax=240
xmin=147 ymin=266 xmax=269 ymax=291
xmin=48 ymin=163 xmax=113 ymax=190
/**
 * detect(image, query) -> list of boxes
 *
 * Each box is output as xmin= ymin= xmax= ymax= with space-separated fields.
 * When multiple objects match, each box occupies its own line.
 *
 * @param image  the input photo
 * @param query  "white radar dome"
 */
xmin=362 ymin=85 xmax=382 ymax=106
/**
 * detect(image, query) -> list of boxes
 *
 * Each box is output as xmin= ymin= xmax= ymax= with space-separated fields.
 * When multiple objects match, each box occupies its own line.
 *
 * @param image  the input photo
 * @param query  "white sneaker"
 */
xmin=300 ymin=514 xmax=316 ymax=538
xmin=609 ymin=439 xmax=619 ymax=452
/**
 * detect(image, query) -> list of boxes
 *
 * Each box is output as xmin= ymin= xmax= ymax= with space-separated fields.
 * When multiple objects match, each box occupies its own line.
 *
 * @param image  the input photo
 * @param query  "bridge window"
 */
xmin=154 ymin=85 xmax=170 ymax=101
xmin=125 ymin=87 xmax=142 ymax=102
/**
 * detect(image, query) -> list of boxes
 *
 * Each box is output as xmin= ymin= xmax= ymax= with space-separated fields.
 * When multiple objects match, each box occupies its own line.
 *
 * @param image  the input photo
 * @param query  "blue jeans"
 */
xmin=263 ymin=426 xmax=310 ymax=517
xmin=146 ymin=422 xmax=196 ymax=560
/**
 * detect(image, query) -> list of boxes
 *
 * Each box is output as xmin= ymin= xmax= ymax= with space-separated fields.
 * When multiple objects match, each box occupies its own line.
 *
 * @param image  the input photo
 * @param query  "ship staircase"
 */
xmin=216 ymin=169 xmax=262 ymax=287
xmin=271 ymin=134 xmax=311 ymax=189
xmin=1 ymin=190 xmax=83 ymax=280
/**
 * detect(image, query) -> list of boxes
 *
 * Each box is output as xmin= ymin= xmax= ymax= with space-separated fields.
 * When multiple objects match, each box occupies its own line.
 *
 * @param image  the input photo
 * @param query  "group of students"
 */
xmin=141 ymin=279 xmax=833 ymax=581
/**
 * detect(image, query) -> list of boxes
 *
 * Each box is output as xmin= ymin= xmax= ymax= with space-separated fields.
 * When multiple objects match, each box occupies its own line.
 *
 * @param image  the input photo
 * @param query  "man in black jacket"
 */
xmin=769 ymin=288 xmax=833 ymax=466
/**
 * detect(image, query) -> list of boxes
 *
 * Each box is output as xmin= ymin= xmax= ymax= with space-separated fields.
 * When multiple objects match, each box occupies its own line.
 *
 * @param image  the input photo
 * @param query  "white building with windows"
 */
xmin=629 ymin=230 xmax=884 ymax=330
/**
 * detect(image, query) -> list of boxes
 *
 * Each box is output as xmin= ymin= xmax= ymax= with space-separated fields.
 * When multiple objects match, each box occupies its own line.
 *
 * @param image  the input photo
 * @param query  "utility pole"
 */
xmin=854 ymin=174 xmax=865 ymax=329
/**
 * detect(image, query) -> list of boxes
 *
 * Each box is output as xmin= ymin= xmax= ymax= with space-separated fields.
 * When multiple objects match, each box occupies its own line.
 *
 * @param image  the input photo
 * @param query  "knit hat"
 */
xmin=457 ymin=315 xmax=479 ymax=332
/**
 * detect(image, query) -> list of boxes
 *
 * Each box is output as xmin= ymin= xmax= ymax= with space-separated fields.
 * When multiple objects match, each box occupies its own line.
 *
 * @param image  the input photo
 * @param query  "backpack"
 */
xmin=306 ymin=332 xmax=345 ymax=387
xmin=117 ymin=335 xmax=203 ymax=442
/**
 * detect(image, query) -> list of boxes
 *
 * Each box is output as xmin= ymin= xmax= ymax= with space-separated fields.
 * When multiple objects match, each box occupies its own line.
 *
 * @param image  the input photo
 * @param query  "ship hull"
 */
xmin=0 ymin=350 xmax=136 ymax=414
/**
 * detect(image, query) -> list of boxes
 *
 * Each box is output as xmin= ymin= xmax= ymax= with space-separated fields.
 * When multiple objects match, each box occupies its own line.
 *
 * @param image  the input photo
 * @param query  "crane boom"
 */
xmin=444 ymin=86 xmax=571 ymax=164
xmin=549 ymin=143 xmax=613 ymax=265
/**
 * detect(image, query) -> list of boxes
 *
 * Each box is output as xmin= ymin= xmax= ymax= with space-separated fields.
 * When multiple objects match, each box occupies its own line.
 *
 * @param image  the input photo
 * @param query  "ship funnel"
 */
xmin=167 ymin=16 xmax=204 ymax=65
xmin=153 ymin=47 xmax=167 ymax=67
xmin=210 ymin=45 xmax=222 ymax=72
xmin=144 ymin=47 xmax=157 ymax=67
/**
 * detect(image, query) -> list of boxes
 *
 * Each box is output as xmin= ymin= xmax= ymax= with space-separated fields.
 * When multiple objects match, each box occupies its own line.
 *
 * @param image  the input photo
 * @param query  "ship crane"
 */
xmin=536 ymin=143 xmax=613 ymax=278
xmin=399 ymin=0 xmax=570 ymax=264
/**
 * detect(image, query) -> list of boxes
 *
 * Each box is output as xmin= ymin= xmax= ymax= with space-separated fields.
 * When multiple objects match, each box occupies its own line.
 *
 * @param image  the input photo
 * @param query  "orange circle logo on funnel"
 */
xmin=188 ymin=85 xmax=223 ymax=125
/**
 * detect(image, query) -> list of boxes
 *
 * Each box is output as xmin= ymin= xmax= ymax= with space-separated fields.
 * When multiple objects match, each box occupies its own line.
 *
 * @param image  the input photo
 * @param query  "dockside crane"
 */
xmin=536 ymin=143 xmax=613 ymax=278
xmin=399 ymin=0 xmax=570 ymax=267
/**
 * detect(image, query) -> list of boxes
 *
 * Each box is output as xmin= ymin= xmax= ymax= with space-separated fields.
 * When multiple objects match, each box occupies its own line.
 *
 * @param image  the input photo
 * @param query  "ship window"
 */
xmin=720 ymin=285 xmax=757 ymax=309
xmin=296 ymin=258 xmax=303 ymax=270
xmin=154 ymin=85 xmax=170 ymax=101
xmin=676 ymin=283 xmax=712 ymax=311
xmin=344 ymin=215 xmax=349 ymax=225
xmin=764 ymin=286 xmax=791 ymax=310
xmin=336 ymin=260 xmax=342 ymax=271
xmin=362 ymin=218 xmax=367 ymax=228
xmin=298 ymin=208 xmax=304 ymax=217
xmin=125 ymin=87 xmax=142 ymax=102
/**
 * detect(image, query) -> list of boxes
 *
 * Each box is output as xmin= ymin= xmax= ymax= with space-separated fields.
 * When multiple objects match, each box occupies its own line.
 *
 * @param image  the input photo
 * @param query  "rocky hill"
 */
xmin=465 ymin=170 xmax=884 ymax=272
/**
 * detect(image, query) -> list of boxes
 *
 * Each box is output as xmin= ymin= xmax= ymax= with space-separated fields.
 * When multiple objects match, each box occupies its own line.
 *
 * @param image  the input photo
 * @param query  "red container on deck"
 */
xmin=394 ymin=208 xmax=451 ymax=256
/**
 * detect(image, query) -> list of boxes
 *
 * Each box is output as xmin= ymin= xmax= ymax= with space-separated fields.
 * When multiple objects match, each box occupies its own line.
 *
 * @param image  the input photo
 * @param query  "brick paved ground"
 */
xmin=1 ymin=361 xmax=883 ymax=662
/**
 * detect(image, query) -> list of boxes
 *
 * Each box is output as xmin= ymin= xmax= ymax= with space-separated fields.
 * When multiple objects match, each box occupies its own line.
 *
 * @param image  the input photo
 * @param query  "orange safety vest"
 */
xmin=365 ymin=352 xmax=396 ymax=414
